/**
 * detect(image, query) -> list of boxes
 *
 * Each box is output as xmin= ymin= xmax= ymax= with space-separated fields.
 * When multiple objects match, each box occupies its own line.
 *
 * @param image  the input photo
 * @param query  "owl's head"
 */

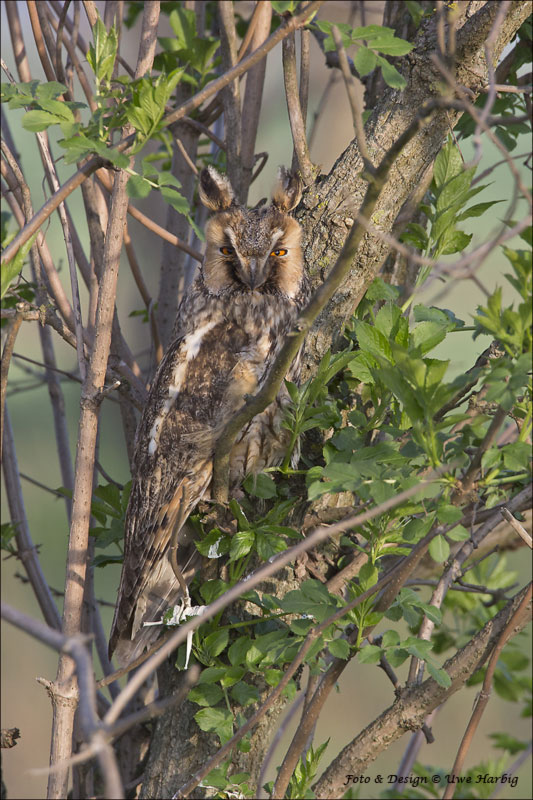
xmin=198 ymin=166 xmax=304 ymax=298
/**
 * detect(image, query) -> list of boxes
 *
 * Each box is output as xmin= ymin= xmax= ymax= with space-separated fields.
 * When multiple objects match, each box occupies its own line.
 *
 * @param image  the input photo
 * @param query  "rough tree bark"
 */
xmin=137 ymin=2 xmax=530 ymax=797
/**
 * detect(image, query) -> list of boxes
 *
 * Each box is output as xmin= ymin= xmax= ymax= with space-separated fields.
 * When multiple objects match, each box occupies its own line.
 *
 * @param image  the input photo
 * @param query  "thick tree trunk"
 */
xmin=140 ymin=3 xmax=530 ymax=797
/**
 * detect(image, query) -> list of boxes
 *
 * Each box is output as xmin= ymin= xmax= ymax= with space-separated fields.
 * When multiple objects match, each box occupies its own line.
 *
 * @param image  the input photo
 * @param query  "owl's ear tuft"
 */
xmin=199 ymin=166 xmax=235 ymax=211
xmin=271 ymin=167 xmax=302 ymax=212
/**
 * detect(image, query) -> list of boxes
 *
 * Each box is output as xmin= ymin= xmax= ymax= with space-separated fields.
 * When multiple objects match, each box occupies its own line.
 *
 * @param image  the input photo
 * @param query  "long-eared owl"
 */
xmin=109 ymin=166 xmax=309 ymax=664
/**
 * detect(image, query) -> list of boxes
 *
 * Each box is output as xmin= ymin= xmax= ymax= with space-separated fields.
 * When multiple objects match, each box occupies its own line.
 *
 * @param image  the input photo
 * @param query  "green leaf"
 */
xmin=264 ymin=668 xmax=283 ymax=687
xmin=429 ymin=534 xmax=450 ymax=563
xmin=188 ymin=683 xmax=223 ymax=707
xmin=279 ymin=588 xmax=333 ymax=623
xmin=358 ymin=644 xmax=382 ymax=664
xmin=405 ymin=638 xmax=433 ymax=660
xmin=271 ymin=0 xmax=298 ymax=12
xmin=230 ymin=681 xmax=260 ymax=706
xmin=413 ymin=305 xmax=463 ymax=330
xmin=437 ymin=167 xmax=476 ymax=214
xmin=194 ymin=707 xmax=233 ymax=742
xmin=447 ymin=524 xmax=469 ymax=542
xmin=328 ymin=638 xmax=350 ymax=660
xmin=409 ymin=321 xmax=447 ymax=355
xmin=203 ymin=629 xmax=229 ymax=659
xmin=351 ymin=24 xmax=395 ymax=40
xmin=219 ymin=666 xmax=246 ymax=688
xmin=456 ymin=200 xmax=503 ymax=221
xmin=438 ymin=229 xmax=472 ymax=256
xmin=1 ymin=522 xmax=18 ymax=554
xmin=354 ymin=320 xmax=393 ymax=361
xmin=433 ymin=139 xmax=463 ymax=188
xmin=427 ymin=661 xmax=452 ymax=688
xmin=1 ymin=232 xmax=38 ymax=298
xmin=228 ymin=636 xmax=252 ymax=667
xmin=402 ymin=515 xmax=435 ymax=542
xmin=228 ymin=529 xmax=255 ymax=562
xmin=22 ymin=110 xmax=63 ymax=131
xmin=127 ymin=174 xmax=153 ymax=199
xmin=489 ymin=733 xmax=529 ymax=755
xmin=256 ymin=531 xmax=286 ymax=561
xmin=436 ymin=504 xmax=463 ymax=524
xmin=368 ymin=37 xmax=413 ymax=56
xmin=161 ymin=186 xmax=191 ymax=215
xmin=386 ymin=647 xmax=409 ymax=667
xmin=243 ymin=472 xmax=277 ymax=499
xmin=375 ymin=55 xmax=406 ymax=89
xmin=381 ymin=630 xmax=400 ymax=648
xmin=197 ymin=667 xmax=225 ymax=684
xmin=358 ymin=562 xmax=378 ymax=590
xmin=196 ymin=529 xmax=229 ymax=559
xmin=402 ymin=222 xmax=428 ymax=250
xmin=354 ymin=46 xmax=377 ymax=76
xmin=200 ymin=578 xmax=228 ymax=604
xmin=502 ymin=441 xmax=531 ymax=472
xmin=87 ymin=15 xmax=118 ymax=84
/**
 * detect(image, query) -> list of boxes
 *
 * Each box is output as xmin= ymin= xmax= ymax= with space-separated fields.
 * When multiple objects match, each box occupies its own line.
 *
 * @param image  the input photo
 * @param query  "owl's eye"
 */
xmin=270 ymin=248 xmax=288 ymax=257
xmin=220 ymin=246 xmax=234 ymax=256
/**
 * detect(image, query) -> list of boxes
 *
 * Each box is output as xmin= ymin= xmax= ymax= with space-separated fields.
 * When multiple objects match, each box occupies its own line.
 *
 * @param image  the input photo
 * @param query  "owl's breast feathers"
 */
xmin=109 ymin=280 xmax=307 ymax=662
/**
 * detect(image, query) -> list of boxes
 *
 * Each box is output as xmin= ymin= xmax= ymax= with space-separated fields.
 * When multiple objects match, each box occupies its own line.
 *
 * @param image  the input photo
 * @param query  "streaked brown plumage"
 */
xmin=109 ymin=166 xmax=309 ymax=664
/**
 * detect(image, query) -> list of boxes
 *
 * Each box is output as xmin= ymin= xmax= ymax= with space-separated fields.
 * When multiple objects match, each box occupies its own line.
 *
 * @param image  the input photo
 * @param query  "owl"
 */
xmin=109 ymin=166 xmax=309 ymax=664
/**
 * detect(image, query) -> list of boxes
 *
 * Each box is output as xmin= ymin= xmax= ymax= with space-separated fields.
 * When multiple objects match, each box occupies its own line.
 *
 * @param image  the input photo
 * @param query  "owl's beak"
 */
xmin=247 ymin=257 xmax=267 ymax=290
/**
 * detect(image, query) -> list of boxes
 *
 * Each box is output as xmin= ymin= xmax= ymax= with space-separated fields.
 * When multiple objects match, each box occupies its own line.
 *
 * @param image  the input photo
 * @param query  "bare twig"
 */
xmin=299 ymin=27 xmax=310 ymax=130
xmin=240 ymin=0 xmax=272 ymax=201
xmin=283 ymin=32 xmax=315 ymax=185
xmin=501 ymin=507 xmax=533 ymax=548
xmin=46 ymin=2 xmax=97 ymax=111
xmin=332 ymin=25 xmax=371 ymax=168
xmin=472 ymin=2 xmax=512 ymax=167
xmin=407 ymin=484 xmax=532 ymax=686
xmin=0 ymin=309 xmax=24 ymax=461
xmin=36 ymin=134 xmax=88 ymax=382
xmin=2 ymin=407 xmax=61 ymax=630
xmin=1 ymin=153 xmax=105 ymax=267
xmin=443 ymin=583 xmax=532 ymax=800
xmin=123 ymin=223 xmax=164 ymax=364
xmin=453 ymin=405 xmax=508 ymax=501
xmin=218 ymin=0 xmax=242 ymax=200
xmin=27 ymin=0 xmax=57 ymax=83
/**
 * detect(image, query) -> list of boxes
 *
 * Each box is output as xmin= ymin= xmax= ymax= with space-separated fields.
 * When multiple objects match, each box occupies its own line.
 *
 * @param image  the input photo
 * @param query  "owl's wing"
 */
xmin=109 ymin=296 xmax=260 ymax=662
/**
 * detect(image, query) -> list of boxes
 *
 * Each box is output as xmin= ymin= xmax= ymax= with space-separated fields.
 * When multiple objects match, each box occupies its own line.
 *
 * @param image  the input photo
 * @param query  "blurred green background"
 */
xmin=1 ymin=2 xmax=531 ymax=798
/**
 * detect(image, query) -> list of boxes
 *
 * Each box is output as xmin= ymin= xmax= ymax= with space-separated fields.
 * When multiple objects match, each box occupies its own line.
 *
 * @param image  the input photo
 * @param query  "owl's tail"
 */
xmin=113 ymin=533 xmax=201 ymax=666
xmin=109 ymin=466 xmax=212 ymax=666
